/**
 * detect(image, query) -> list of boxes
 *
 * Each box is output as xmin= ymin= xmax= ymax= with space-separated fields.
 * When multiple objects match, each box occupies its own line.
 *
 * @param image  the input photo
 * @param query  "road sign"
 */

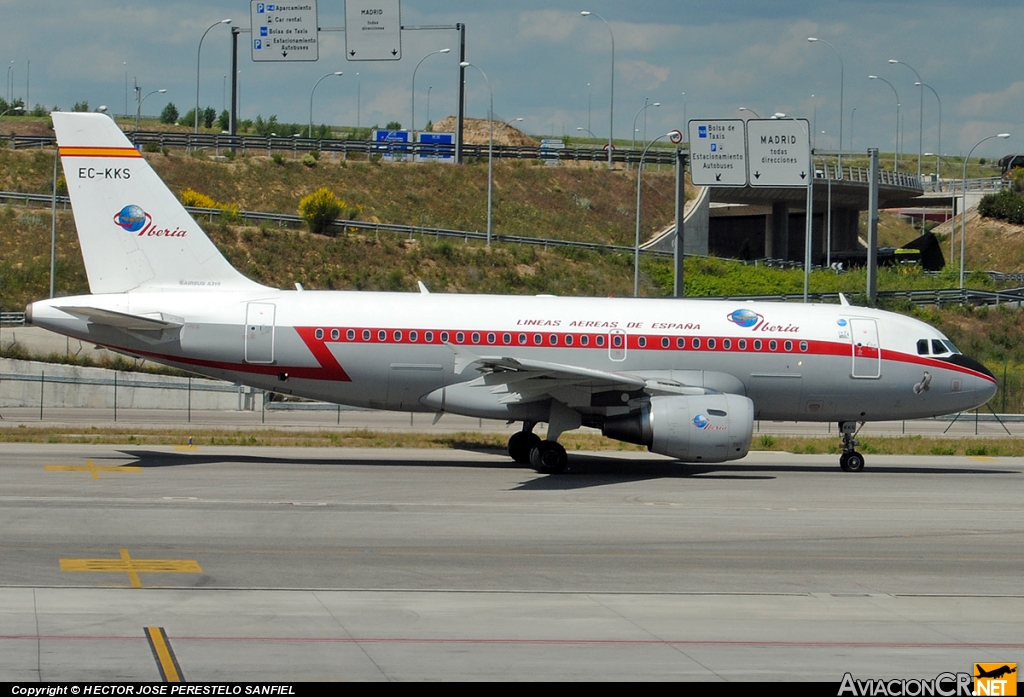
xmin=373 ymin=129 xmax=412 ymax=161
xmin=540 ymin=139 xmax=564 ymax=165
xmin=250 ymin=1 xmax=319 ymax=62
xmin=687 ymin=119 xmax=747 ymax=186
xmin=669 ymin=129 xmax=683 ymax=145
xmin=746 ymin=119 xmax=811 ymax=187
xmin=345 ymin=0 xmax=402 ymax=61
xmin=416 ymin=132 xmax=455 ymax=163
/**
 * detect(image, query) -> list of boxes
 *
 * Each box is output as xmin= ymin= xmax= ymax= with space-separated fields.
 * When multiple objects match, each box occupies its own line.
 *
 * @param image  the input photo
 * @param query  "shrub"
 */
xmin=271 ymin=152 xmax=286 ymax=166
xmin=301 ymin=153 xmax=317 ymax=168
xmin=180 ymin=189 xmax=217 ymax=208
xmin=978 ymin=189 xmax=1024 ymax=224
xmin=299 ymin=187 xmax=344 ymax=235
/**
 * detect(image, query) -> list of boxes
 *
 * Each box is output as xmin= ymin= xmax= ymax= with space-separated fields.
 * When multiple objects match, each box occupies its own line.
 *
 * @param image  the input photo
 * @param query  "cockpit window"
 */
xmin=943 ymin=340 xmax=960 ymax=355
xmin=932 ymin=339 xmax=947 ymax=355
xmin=917 ymin=339 xmax=929 ymax=355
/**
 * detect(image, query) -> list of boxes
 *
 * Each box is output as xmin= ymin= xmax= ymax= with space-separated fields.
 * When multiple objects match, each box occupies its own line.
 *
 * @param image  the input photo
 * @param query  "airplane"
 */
xmin=26 ymin=112 xmax=998 ymax=474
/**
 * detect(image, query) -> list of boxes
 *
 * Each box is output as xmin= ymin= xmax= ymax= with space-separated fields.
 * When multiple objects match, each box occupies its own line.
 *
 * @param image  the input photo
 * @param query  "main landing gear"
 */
xmin=838 ymin=421 xmax=865 ymax=472
xmin=507 ymin=422 xmax=568 ymax=474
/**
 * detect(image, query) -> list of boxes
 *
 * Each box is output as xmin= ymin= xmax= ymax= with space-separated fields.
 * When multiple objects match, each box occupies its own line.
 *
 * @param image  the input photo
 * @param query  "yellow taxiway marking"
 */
xmin=969 ymin=456 xmax=998 ymax=462
xmin=60 ymin=548 xmax=202 ymax=589
xmin=173 ymin=445 xmax=199 ymax=452
xmin=145 ymin=626 xmax=183 ymax=682
xmin=45 ymin=460 xmax=142 ymax=480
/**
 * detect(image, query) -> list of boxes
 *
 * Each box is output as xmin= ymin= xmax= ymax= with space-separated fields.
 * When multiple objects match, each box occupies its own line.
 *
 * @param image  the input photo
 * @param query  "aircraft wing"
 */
xmin=55 ymin=306 xmax=183 ymax=331
xmin=457 ymin=352 xmax=709 ymax=407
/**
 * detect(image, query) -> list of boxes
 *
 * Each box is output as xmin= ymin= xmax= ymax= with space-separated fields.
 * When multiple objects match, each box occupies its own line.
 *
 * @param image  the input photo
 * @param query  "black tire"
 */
xmin=529 ymin=441 xmax=568 ymax=474
xmin=508 ymin=431 xmax=541 ymax=464
xmin=840 ymin=451 xmax=865 ymax=472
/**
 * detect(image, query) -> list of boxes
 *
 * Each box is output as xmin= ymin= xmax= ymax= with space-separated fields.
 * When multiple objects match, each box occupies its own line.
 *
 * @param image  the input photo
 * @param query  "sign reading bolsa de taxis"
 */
xmin=687 ymin=119 xmax=747 ymax=187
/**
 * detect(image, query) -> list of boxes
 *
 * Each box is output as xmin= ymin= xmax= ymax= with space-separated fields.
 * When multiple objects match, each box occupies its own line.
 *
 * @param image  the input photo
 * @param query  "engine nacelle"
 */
xmin=602 ymin=394 xmax=754 ymax=463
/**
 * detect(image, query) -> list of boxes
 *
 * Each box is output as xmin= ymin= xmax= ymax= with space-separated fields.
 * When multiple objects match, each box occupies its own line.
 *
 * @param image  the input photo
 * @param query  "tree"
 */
xmin=217 ymin=109 xmax=230 ymax=132
xmin=203 ymin=106 xmax=217 ymax=129
xmin=177 ymin=108 xmax=196 ymax=127
xmin=72 ymin=101 xmax=89 ymax=113
xmin=385 ymin=120 xmax=402 ymax=131
xmin=160 ymin=103 xmax=179 ymax=124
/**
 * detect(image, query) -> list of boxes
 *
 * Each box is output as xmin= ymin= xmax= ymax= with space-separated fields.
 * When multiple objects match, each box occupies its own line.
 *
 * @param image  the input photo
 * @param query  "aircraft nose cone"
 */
xmin=946 ymin=353 xmax=995 ymax=380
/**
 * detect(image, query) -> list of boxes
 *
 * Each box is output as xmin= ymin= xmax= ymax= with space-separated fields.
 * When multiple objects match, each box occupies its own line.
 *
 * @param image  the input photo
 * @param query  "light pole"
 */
xmin=850 ymin=106 xmax=856 ymax=151
xmin=738 ymin=107 xmax=760 ymax=119
xmin=411 ymin=48 xmax=450 ymax=133
xmin=889 ymin=59 xmax=924 ymax=182
xmin=195 ymin=19 xmax=231 ymax=133
xmin=917 ymin=81 xmax=942 ymax=182
xmin=309 ymin=71 xmax=343 ymax=138
xmin=500 ymin=117 xmax=524 ymax=134
xmin=631 ymin=101 xmax=659 ymax=151
xmin=807 ymin=38 xmax=844 ymax=169
xmin=426 ymin=85 xmax=433 ymax=128
xmin=136 ymin=88 xmax=166 ymax=131
xmin=0 ymin=106 xmax=24 ymax=119
xmin=581 ymin=11 xmax=614 ymax=169
xmin=634 ymin=132 xmax=673 ymax=297
xmin=460 ymin=61 xmax=494 ymax=246
xmin=960 ymin=133 xmax=1010 ymax=288
xmin=576 ymin=126 xmax=598 ymax=139
xmin=869 ymin=75 xmax=900 ymax=170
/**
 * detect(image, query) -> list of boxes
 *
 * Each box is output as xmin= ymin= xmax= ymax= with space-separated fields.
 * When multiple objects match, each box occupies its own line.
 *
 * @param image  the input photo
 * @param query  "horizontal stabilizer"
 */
xmin=56 ymin=306 xmax=183 ymax=331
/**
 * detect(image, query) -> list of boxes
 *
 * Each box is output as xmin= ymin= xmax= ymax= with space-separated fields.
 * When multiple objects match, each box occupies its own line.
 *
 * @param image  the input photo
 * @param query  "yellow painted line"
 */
xmin=45 ymin=460 xmax=142 ymax=479
xmin=173 ymin=445 xmax=199 ymax=452
xmin=59 ymin=146 xmax=143 ymax=158
xmin=145 ymin=626 xmax=183 ymax=682
xmin=969 ymin=456 xmax=998 ymax=462
xmin=60 ymin=548 xmax=202 ymax=589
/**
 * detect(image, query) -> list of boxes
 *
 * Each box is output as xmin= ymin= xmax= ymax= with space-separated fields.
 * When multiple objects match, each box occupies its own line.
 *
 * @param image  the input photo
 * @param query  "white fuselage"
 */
xmin=28 ymin=288 xmax=998 ymax=424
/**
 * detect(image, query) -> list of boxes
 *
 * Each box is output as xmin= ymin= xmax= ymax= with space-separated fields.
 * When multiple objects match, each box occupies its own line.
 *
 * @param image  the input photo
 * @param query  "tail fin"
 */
xmin=52 ymin=112 xmax=262 ymax=294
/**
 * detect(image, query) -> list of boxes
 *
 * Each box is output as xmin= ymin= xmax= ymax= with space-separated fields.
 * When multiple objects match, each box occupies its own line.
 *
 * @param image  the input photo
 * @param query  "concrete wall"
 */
xmin=0 ymin=358 xmax=256 ymax=410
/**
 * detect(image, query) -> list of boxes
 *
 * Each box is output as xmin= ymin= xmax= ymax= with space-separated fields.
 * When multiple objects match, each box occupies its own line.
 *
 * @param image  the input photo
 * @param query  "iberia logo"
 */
xmin=692 ymin=414 xmax=710 ymax=429
xmin=975 ymin=663 xmax=1016 ymax=696
xmin=113 ymin=205 xmax=187 ymax=238
xmin=727 ymin=308 xmax=800 ymax=333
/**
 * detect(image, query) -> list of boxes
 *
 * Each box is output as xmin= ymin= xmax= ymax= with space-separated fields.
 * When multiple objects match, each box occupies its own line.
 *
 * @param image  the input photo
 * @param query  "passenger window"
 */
xmin=378 ymin=330 xmax=386 ymax=341
xmin=409 ymin=331 xmax=418 ymax=342
xmin=347 ymin=329 xmax=355 ymax=341
xmin=565 ymin=335 xmax=573 ymax=346
xmin=692 ymin=338 xmax=701 ymax=349
xmin=677 ymin=337 xmax=686 ymax=349
xmin=738 ymin=339 xmax=747 ymax=350
xmin=580 ymin=335 xmax=589 ymax=347
xmin=596 ymin=335 xmax=605 ymax=347
xmin=314 ymin=328 xmax=324 ymax=340
xmin=425 ymin=331 xmax=434 ymax=342
xmin=638 ymin=336 xmax=646 ymax=348
xmin=723 ymin=339 xmax=732 ymax=350
xmin=707 ymin=338 xmax=716 ymax=349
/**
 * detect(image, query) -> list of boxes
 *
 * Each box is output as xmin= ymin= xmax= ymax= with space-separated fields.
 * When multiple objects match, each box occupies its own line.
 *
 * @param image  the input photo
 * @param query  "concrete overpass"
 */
xmin=704 ymin=165 xmax=923 ymax=263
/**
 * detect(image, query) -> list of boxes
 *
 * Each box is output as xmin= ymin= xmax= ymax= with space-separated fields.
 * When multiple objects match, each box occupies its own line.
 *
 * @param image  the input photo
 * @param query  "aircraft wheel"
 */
xmin=840 ymin=451 xmax=865 ymax=472
xmin=508 ymin=431 xmax=541 ymax=464
xmin=530 ymin=441 xmax=568 ymax=474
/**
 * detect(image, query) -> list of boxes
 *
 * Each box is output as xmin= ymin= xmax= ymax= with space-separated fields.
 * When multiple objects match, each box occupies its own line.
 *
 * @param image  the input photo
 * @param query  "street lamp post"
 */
xmin=195 ymin=19 xmax=231 ymax=134
xmin=411 ymin=48 xmax=450 ymax=133
xmin=960 ymin=133 xmax=1011 ymax=288
xmin=634 ymin=133 xmax=673 ymax=297
xmin=631 ymin=101 xmax=659 ymax=151
xmin=581 ymin=11 xmax=614 ymax=169
xmin=889 ymin=59 xmax=924 ymax=182
xmin=0 ymin=106 xmax=24 ymax=119
xmin=869 ymin=75 xmax=900 ymax=170
xmin=807 ymin=38 xmax=844 ymax=169
xmin=738 ymin=107 xmax=760 ymax=119
xmin=917 ymin=81 xmax=942 ymax=182
xmin=309 ymin=72 xmax=343 ymax=138
xmin=136 ymin=88 xmax=167 ymax=132
xmin=460 ymin=61 xmax=494 ymax=246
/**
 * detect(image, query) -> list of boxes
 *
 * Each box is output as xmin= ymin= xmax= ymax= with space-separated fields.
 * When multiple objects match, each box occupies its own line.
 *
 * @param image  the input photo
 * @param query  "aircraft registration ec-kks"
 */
xmin=27 ymin=113 xmax=998 ymax=473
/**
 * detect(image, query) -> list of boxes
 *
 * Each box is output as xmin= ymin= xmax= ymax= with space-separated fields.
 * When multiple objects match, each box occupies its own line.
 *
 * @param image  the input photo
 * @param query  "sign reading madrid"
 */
xmin=345 ymin=0 xmax=402 ymax=61
xmin=687 ymin=119 xmax=747 ymax=186
xmin=746 ymin=119 xmax=811 ymax=187
xmin=250 ymin=1 xmax=319 ymax=62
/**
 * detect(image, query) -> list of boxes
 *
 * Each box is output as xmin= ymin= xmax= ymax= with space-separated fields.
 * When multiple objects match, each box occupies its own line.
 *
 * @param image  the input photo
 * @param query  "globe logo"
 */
xmin=113 ymin=205 xmax=148 ymax=233
xmin=692 ymin=414 xmax=709 ymax=429
xmin=837 ymin=318 xmax=848 ymax=327
xmin=727 ymin=309 xmax=760 ymax=328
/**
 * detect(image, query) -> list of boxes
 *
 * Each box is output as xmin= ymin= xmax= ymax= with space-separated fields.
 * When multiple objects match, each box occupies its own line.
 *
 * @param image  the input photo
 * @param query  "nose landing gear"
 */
xmin=838 ymin=421 xmax=865 ymax=472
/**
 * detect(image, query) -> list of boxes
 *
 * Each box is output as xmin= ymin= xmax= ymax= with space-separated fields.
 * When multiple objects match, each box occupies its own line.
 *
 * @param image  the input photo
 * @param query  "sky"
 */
xmin=2 ymin=0 xmax=1022 ymax=161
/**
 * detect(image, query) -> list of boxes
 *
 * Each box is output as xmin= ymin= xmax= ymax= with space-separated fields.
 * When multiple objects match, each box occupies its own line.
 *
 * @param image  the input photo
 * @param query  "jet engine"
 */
xmin=601 ymin=394 xmax=754 ymax=463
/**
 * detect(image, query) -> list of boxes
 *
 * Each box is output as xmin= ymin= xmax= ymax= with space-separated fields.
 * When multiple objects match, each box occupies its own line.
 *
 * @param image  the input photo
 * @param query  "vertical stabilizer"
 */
xmin=51 ymin=112 xmax=262 ymax=294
